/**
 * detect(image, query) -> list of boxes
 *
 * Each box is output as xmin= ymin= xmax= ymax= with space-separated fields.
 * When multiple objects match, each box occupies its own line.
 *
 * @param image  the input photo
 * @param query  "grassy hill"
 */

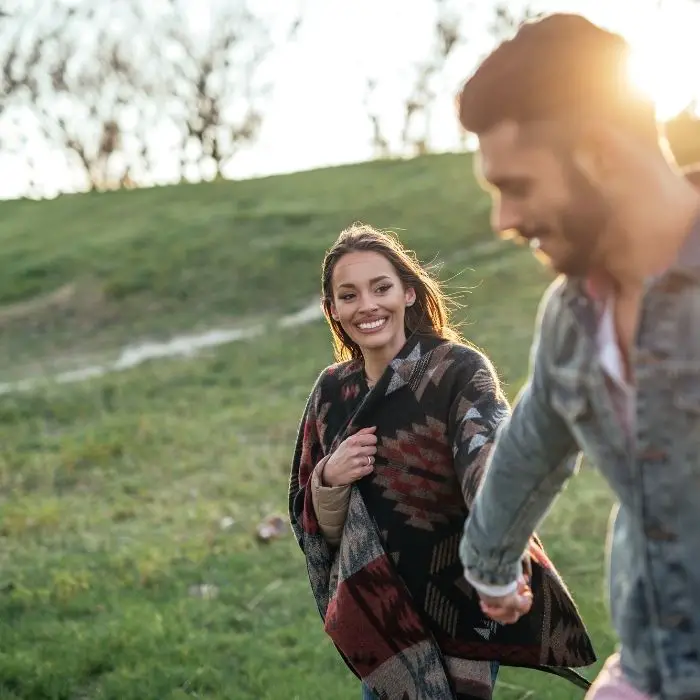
xmin=2 ymin=155 xmax=535 ymax=377
xmin=0 ymin=154 xmax=616 ymax=699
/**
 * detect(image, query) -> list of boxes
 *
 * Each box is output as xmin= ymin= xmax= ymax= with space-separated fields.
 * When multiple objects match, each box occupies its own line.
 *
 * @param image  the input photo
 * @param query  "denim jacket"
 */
xmin=460 ymin=216 xmax=700 ymax=700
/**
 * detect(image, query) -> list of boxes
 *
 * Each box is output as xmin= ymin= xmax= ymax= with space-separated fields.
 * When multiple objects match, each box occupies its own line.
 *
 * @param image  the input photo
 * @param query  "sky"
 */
xmin=1 ymin=0 xmax=700 ymax=199
xmin=229 ymin=0 xmax=700 ymax=178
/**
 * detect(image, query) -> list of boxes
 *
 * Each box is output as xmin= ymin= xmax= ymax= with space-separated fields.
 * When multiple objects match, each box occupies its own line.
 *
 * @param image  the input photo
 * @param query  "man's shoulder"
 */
xmin=537 ymin=276 xmax=568 ymax=322
xmin=532 ymin=275 xmax=585 ymax=369
xmin=535 ymin=275 xmax=582 ymax=338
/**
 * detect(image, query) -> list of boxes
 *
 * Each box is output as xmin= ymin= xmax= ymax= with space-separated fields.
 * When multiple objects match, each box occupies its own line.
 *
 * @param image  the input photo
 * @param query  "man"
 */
xmin=456 ymin=12 xmax=700 ymax=700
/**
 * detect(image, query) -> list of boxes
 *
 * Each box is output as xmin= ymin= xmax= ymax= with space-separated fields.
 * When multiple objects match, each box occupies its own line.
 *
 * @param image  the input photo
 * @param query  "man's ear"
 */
xmin=571 ymin=121 xmax=625 ymax=189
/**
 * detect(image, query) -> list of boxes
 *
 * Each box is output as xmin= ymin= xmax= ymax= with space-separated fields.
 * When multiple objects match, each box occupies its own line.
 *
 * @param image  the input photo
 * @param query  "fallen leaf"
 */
xmin=256 ymin=514 xmax=286 ymax=543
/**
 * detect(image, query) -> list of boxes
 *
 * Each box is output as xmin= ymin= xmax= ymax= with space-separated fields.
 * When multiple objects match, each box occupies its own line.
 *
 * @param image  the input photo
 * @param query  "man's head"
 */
xmin=457 ymin=13 xmax=666 ymax=276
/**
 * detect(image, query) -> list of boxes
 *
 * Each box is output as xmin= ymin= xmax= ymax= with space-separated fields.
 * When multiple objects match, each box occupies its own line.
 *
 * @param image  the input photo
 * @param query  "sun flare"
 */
xmin=628 ymin=47 xmax=694 ymax=121
xmin=624 ymin=7 xmax=699 ymax=121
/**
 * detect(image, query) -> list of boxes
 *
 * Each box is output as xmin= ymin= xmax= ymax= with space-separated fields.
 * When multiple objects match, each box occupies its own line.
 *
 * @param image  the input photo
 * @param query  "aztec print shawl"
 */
xmin=289 ymin=333 xmax=596 ymax=700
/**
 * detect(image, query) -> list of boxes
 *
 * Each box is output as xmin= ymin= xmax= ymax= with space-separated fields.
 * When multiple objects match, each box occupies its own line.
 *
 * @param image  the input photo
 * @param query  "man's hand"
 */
xmin=478 ymin=576 xmax=533 ymax=625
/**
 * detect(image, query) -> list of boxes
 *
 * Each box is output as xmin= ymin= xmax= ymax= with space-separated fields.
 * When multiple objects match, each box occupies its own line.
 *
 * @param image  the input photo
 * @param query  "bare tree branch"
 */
xmin=363 ymin=79 xmax=391 ymax=159
xmin=0 ymin=0 xmax=301 ymax=195
xmin=156 ymin=2 xmax=278 ymax=181
xmin=400 ymin=0 xmax=465 ymax=155
xmin=1 ymin=0 xmax=158 ymax=192
xmin=489 ymin=3 xmax=542 ymax=41
xmin=362 ymin=0 xmax=468 ymax=158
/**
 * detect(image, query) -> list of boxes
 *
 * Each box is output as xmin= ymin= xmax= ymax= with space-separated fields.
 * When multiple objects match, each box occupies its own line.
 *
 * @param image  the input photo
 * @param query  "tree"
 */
xmin=156 ymin=2 xmax=280 ymax=182
xmin=363 ymin=79 xmax=391 ymax=160
xmin=1 ymin=0 xmax=158 ymax=193
xmin=0 ymin=0 xmax=299 ymax=195
xmin=488 ymin=3 xmax=541 ymax=41
xmin=399 ymin=0 xmax=463 ymax=155
xmin=360 ymin=0 xmax=467 ymax=158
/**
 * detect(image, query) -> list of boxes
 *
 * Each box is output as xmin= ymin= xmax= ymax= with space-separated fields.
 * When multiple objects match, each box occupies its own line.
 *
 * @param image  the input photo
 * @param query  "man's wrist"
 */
xmin=464 ymin=570 xmax=519 ymax=598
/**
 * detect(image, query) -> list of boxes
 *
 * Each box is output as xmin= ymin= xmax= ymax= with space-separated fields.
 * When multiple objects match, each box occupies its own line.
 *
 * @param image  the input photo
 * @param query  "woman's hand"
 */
xmin=322 ymin=426 xmax=377 ymax=487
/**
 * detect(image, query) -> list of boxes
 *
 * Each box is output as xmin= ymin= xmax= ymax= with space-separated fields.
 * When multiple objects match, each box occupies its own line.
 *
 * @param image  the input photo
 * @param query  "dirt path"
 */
xmin=0 ymin=299 xmax=323 ymax=396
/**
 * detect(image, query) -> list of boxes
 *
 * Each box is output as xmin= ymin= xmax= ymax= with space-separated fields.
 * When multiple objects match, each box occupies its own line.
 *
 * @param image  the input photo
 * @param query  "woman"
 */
xmin=288 ymin=223 xmax=596 ymax=700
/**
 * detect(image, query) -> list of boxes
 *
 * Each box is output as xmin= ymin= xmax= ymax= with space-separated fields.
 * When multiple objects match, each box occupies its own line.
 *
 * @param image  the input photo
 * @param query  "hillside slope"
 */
xmin=0 ymin=154 xmax=547 ymax=375
xmin=0 ymin=155 xmax=617 ymax=699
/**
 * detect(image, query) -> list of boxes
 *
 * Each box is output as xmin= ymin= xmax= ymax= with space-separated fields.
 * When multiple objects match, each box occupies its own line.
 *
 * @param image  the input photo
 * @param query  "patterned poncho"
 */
xmin=289 ymin=333 xmax=595 ymax=700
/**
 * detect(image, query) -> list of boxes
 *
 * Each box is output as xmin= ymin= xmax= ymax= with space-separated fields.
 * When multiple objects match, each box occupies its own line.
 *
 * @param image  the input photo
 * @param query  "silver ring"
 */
xmin=366 ymin=455 xmax=372 ymax=467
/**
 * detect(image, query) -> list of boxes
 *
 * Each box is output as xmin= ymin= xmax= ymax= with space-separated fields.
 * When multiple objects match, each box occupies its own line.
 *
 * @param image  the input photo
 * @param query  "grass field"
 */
xmin=0 ymin=154 xmax=617 ymax=699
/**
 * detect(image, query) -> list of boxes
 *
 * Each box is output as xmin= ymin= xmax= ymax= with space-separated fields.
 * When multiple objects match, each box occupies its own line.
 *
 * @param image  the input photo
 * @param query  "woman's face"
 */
xmin=330 ymin=250 xmax=416 ymax=359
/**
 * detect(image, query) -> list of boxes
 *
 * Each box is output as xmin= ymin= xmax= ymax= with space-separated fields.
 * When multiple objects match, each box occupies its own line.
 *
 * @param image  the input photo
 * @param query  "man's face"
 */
xmin=476 ymin=120 xmax=612 ymax=276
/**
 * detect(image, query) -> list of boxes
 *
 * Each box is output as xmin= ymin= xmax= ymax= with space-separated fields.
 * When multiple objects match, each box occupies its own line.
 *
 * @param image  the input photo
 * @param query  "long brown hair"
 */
xmin=321 ymin=222 xmax=464 ymax=362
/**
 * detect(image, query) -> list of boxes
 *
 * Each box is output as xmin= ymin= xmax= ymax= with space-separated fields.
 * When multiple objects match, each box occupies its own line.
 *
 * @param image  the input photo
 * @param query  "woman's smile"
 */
xmin=355 ymin=316 xmax=389 ymax=334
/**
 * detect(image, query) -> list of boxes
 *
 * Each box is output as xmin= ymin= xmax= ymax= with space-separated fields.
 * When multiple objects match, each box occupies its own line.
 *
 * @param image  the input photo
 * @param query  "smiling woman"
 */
xmin=287 ymin=222 xmax=597 ymax=700
xmin=329 ymin=253 xmax=416 ymax=385
xmin=319 ymin=223 xmax=462 ymax=382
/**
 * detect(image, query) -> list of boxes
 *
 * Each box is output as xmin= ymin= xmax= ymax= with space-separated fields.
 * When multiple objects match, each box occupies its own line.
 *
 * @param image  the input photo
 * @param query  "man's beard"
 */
xmin=531 ymin=160 xmax=613 ymax=276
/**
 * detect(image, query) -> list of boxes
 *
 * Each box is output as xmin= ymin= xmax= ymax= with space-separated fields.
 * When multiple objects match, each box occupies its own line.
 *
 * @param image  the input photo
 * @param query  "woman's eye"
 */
xmin=376 ymin=284 xmax=392 ymax=293
xmin=340 ymin=294 xmax=355 ymax=301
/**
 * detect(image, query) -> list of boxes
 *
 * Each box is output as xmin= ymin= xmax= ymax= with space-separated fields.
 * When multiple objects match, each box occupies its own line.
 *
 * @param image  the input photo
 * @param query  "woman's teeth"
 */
xmin=358 ymin=318 xmax=387 ymax=331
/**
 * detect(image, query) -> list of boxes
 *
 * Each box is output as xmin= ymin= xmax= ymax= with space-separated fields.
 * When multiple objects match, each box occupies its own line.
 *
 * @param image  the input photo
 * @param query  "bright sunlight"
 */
xmin=624 ymin=3 xmax=700 ymax=120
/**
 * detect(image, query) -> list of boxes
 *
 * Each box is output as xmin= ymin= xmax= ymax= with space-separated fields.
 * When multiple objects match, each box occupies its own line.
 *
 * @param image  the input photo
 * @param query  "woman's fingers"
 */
xmin=339 ymin=453 xmax=374 ymax=483
xmin=350 ymin=442 xmax=377 ymax=459
xmin=352 ymin=463 xmax=375 ymax=482
xmin=351 ymin=433 xmax=378 ymax=447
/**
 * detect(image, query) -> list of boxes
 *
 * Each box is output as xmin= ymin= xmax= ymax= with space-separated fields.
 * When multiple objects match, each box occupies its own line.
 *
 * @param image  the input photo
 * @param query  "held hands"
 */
xmin=478 ymin=558 xmax=533 ymax=625
xmin=322 ymin=426 xmax=377 ymax=487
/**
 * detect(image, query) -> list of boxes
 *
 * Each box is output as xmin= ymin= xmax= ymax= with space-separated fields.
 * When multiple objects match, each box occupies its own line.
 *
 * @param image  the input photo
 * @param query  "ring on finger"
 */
xmin=366 ymin=455 xmax=372 ymax=467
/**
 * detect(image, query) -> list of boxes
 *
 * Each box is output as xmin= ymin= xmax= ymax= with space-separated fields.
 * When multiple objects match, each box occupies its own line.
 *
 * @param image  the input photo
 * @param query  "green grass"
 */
xmin=0 ymin=154 xmax=617 ymax=699
xmin=1 ymin=154 xmax=515 ymax=376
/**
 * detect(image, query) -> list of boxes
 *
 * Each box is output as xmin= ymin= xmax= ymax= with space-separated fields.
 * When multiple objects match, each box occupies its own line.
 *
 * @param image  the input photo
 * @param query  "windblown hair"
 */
xmin=456 ymin=13 xmax=659 ymax=146
xmin=321 ymin=223 xmax=463 ymax=362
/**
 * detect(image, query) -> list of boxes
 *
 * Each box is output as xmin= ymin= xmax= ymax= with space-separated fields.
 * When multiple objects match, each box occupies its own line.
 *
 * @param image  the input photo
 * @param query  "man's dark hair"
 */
xmin=457 ymin=13 xmax=658 ymax=145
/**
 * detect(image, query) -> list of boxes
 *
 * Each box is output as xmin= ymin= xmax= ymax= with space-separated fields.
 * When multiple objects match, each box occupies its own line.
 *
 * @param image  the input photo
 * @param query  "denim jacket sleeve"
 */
xmin=459 ymin=281 xmax=582 ymax=588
